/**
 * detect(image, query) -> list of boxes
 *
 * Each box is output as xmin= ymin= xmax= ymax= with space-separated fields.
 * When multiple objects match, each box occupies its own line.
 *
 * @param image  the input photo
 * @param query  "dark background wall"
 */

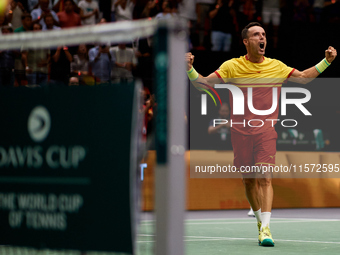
xmin=188 ymin=21 xmax=340 ymax=152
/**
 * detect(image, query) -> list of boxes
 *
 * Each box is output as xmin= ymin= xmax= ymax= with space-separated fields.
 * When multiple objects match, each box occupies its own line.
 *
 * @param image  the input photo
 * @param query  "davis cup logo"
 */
xmin=28 ymin=106 xmax=51 ymax=142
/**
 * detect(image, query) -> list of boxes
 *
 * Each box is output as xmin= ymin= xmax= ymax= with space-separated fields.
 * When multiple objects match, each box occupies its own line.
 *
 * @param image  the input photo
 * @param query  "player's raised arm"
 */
xmin=290 ymin=46 xmax=337 ymax=84
xmin=185 ymin=52 xmax=219 ymax=90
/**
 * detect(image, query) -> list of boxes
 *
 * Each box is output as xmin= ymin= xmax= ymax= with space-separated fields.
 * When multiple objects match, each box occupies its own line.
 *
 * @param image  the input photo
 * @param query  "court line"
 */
xmin=184 ymin=218 xmax=340 ymax=222
xmin=138 ymin=236 xmax=340 ymax=245
xmin=141 ymin=218 xmax=255 ymax=223
xmin=141 ymin=218 xmax=340 ymax=223
xmin=271 ymin=217 xmax=340 ymax=221
xmin=186 ymin=236 xmax=340 ymax=245
xmin=140 ymin=219 xmax=340 ymax=225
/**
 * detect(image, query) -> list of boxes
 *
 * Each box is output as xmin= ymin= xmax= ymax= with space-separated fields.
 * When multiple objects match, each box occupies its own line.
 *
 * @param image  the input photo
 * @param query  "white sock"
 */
xmin=254 ymin=208 xmax=262 ymax=223
xmin=261 ymin=212 xmax=271 ymax=230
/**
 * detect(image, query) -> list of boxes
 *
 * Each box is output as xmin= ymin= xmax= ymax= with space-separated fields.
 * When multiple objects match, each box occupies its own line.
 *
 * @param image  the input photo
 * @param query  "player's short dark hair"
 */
xmin=241 ymin=22 xmax=262 ymax=39
xmin=21 ymin=13 xmax=32 ymax=20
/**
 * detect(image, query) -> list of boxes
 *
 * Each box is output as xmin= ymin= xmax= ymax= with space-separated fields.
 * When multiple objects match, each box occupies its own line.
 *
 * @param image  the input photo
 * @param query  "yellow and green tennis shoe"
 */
xmin=257 ymin=221 xmax=262 ymax=244
xmin=258 ymin=226 xmax=275 ymax=246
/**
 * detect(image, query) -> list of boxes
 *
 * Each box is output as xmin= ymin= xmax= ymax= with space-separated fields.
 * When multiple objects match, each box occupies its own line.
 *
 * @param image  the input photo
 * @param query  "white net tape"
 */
xmin=0 ymin=18 xmax=158 ymax=50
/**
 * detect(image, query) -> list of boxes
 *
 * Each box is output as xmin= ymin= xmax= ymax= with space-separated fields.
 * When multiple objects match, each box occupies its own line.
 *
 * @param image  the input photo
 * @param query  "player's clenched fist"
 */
xmin=325 ymin=46 xmax=337 ymax=63
xmin=185 ymin=52 xmax=194 ymax=71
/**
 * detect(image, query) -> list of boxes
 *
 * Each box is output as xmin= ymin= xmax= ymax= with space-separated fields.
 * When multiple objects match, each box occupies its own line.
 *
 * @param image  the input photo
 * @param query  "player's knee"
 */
xmin=242 ymin=178 xmax=257 ymax=189
xmin=258 ymin=177 xmax=272 ymax=187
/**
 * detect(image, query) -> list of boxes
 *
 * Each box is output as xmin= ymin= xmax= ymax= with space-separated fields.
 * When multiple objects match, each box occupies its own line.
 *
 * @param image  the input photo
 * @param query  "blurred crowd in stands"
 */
xmin=0 ymin=0 xmax=340 ymax=88
xmin=0 ymin=0 xmax=338 ymax=147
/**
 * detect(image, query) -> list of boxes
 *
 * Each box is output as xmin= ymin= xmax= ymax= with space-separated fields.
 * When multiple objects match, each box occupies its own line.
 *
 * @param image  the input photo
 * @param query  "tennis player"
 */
xmin=186 ymin=22 xmax=337 ymax=246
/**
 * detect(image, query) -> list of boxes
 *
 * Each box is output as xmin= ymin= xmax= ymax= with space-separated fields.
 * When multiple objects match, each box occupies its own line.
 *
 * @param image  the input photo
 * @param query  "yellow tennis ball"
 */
xmin=0 ymin=0 xmax=9 ymax=15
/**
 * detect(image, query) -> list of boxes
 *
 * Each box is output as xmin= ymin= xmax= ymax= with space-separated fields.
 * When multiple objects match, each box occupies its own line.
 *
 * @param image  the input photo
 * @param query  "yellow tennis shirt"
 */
xmin=214 ymin=55 xmax=295 ymax=135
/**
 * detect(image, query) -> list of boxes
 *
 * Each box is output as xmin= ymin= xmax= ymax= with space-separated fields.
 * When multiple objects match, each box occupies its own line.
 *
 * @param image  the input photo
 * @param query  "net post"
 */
xmin=154 ymin=21 xmax=187 ymax=255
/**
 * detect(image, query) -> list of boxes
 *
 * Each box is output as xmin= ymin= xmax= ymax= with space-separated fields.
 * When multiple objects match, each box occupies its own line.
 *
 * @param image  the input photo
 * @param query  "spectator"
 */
xmin=32 ymin=22 xmax=42 ymax=30
xmin=78 ymin=0 xmax=99 ymax=25
xmin=28 ymin=0 xmax=52 ymax=12
xmin=43 ymin=12 xmax=61 ymax=30
xmin=7 ymin=0 xmax=26 ymax=30
xmin=22 ymin=23 xmax=50 ymax=86
xmin=141 ymin=88 xmax=154 ymax=141
xmin=14 ymin=13 xmax=33 ymax=32
xmin=155 ymin=0 xmax=176 ymax=19
xmin=50 ymin=45 xmax=73 ymax=85
xmin=70 ymin=44 xmax=89 ymax=79
xmin=207 ymin=102 xmax=232 ymax=150
xmin=89 ymin=44 xmax=114 ymax=83
xmin=14 ymin=13 xmax=33 ymax=87
xmin=57 ymin=0 xmax=81 ymax=28
xmin=0 ymin=25 xmax=12 ymax=34
xmin=177 ymin=0 xmax=197 ymax=25
xmin=209 ymin=0 xmax=237 ymax=52
xmin=53 ymin=0 xmax=80 ymax=13
xmin=0 ymin=12 xmax=9 ymax=31
xmin=111 ymin=0 xmax=117 ymax=21
xmin=99 ymin=17 xmax=106 ymax=24
xmin=69 ymin=76 xmax=79 ymax=85
xmin=31 ymin=0 xmax=60 ymax=29
xmin=313 ymin=0 xmax=324 ymax=24
xmin=140 ymin=0 xmax=158 ymax=18
xmin=196 ymin=0 xmax=215 ymax=50
xmin=114 ymin=0 xmax=136 ymax=21
xmin=0 ymin=26 xmax=17 ymax=87
xmin=237 ymin=0 xmax=258 ymax=30
xmin=322 ymin=0 xmax=339 ymax=23
xmin=110 ymin=43 xmax=137 ymax=83
xmin=99 ymin=0 xmax=111 ymax=23
xmin=262 ymin=0 xmax=281 ymax=49
xmin=293 ymin=0 xmax=310 ymax=23
xmin=134 ymin=37 xmax=152 ymax=88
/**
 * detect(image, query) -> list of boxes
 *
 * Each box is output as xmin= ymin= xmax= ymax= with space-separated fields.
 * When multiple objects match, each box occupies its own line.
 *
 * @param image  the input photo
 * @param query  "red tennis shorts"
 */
xmin=231 ymin=128 xmax=277 ymax=174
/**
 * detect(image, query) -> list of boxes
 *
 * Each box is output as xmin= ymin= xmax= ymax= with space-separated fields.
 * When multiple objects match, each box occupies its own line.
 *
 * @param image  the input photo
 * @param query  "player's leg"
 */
xmin=256 ymin=174 xmax=274 ymax=246
xmin=242 ymin=175 xmax=263 ymax=239
xmin=231 ymin=132 xmax=260 ymax=209
xmin=257 ymin=172 xmax=273 ymax=245
xmin=254 ymin=129 xmax=277 ymax=246
xmin=242 ymin=177 xmax=261 ymax=212
xmin=257 ymin=176 xmax=273 ymax=213
xmin=231 ymin=132 xmax=262 ymax=237
xmin=248 ymin=206 xmax=255 ymax=217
